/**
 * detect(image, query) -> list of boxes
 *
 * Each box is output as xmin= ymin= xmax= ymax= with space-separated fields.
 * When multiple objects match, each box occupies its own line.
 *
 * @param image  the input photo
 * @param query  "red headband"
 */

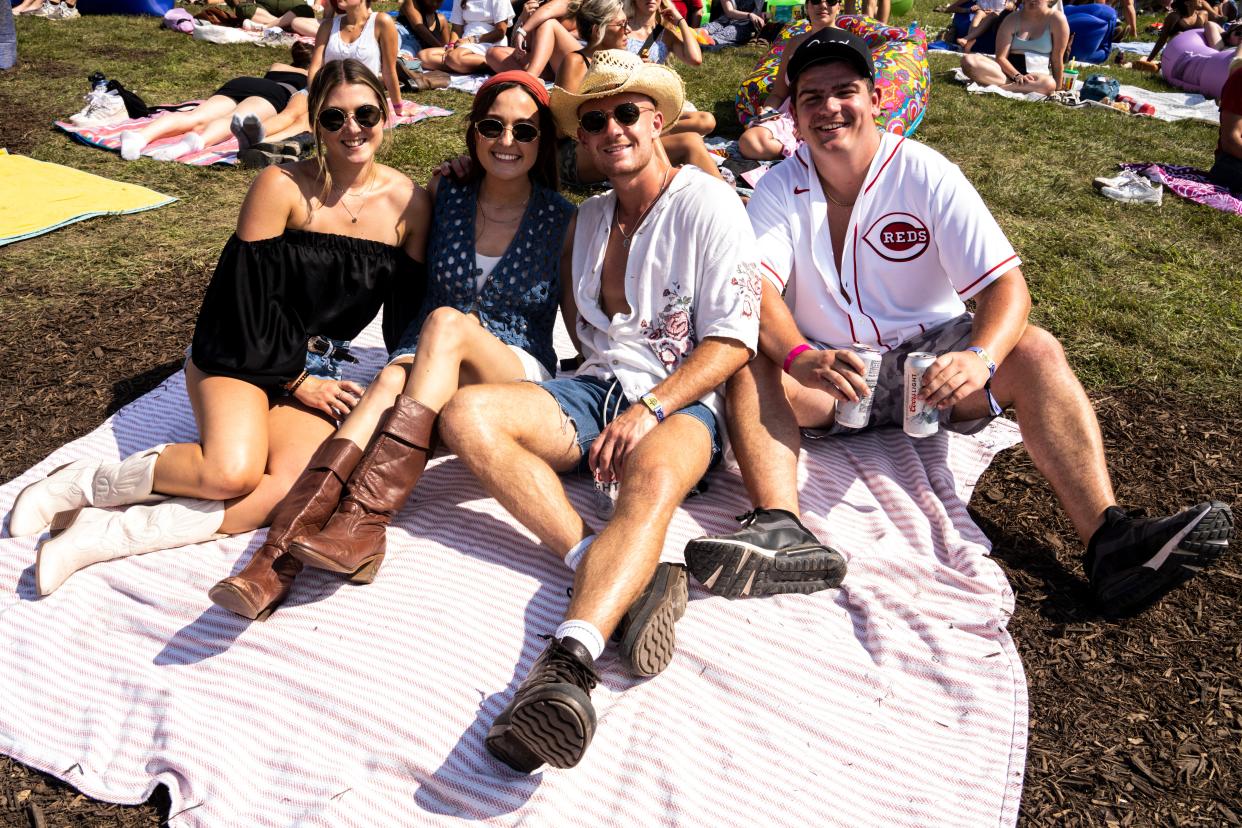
xmin=478 ymin=70 xmax=550 ymax=107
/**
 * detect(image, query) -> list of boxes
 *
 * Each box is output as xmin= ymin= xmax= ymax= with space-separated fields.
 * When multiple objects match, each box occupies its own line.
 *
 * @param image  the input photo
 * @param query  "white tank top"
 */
xmin=325 ymin=12 xmax=382 ymax=76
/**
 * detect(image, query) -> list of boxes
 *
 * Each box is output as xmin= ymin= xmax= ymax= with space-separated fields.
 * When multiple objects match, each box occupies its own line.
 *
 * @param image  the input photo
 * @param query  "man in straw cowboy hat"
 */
xmin=440 ymin=49 xmax=761 ymax=772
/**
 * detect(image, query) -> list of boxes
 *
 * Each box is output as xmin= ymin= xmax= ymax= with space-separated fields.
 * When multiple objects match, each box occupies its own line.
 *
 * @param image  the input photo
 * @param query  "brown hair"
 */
xmin=291 ymin=41 xmax=314 ymax=69
xmin=466 ymin=81 xmax=560 ymax=192
xmin=307 ymin=59 xmax=389 ymax=200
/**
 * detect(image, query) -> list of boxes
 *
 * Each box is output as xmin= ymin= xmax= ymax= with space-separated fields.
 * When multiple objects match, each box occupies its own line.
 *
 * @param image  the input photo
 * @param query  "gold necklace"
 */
xmin=333 ymin=172 xmax=375 ymax=224
xmin=478 ymin=197 xmax=528 ymax=224
xmin=824 ymin=186 xmax=855 ymax=208
xmin=615 ymin=166 xmax=673 ymax=250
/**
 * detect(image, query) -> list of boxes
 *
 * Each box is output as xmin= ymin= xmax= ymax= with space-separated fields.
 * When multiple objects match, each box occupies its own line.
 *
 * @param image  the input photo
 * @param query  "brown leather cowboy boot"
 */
xmin=208 ymin=438 xmax=363 ymax=620
xmin=289 ymin=396 xmax=437 ymax=583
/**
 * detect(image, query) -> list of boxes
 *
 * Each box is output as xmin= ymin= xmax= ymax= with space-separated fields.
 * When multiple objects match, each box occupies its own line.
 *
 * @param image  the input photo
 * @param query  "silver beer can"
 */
xmin=903 ymin=351 xmax=940 ymax=438
xmin=834 ymin=344 xmax=884 ymax=429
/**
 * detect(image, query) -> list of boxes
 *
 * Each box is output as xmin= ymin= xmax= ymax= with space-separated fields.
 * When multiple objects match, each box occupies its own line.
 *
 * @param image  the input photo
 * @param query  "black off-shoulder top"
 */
xmin=190 ymin=230 xmax=425 ymax=388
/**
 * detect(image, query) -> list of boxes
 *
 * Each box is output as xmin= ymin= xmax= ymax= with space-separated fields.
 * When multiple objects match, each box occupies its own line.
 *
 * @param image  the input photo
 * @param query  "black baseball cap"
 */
xmin=786 ymin=27 xmax=875 ymax=86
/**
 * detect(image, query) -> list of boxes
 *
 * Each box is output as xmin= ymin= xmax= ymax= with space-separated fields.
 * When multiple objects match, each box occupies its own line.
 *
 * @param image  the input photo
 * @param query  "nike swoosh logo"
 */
xmin=794 ymin=187 xmax=809 ymax=194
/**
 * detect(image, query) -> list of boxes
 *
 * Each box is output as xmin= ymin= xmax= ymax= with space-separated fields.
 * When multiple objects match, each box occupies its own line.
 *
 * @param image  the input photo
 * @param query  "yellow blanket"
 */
xmin=0 ymin=149 xmax=176 ymax=246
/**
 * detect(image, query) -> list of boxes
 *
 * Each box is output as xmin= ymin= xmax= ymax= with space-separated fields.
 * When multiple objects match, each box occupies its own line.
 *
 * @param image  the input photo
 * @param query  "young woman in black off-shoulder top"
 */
xmin=9 ymin=59 xmax=431 ymax=600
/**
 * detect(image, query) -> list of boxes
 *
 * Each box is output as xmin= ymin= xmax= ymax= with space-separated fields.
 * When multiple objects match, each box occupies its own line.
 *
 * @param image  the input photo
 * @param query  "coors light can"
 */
xmin=834 ymin=344 xmax=883 ymax=429
xmin=903 ymin=351 xmax=939 ymax=438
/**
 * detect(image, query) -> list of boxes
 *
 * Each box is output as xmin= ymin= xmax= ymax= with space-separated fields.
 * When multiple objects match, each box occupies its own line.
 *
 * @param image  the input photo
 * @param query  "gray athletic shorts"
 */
xmin=808 ymin=313 xmax=1002 ymax=438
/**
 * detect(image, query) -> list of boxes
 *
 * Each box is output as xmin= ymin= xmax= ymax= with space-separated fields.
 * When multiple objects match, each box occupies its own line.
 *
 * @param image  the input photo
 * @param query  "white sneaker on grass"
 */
xmin=1101 ymin=176 xmax=1163 ymax=205
xmin=1093 ymin=169 xmax=1141 ymax=190
xmin=51 ymin=3 xmax=80 ymax=18
xmin=69 ymin=88 xmax=126 ymax=127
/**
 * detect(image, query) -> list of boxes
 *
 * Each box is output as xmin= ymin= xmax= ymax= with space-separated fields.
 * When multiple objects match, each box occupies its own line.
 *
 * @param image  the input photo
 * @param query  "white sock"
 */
xmin=144 ymin=132 xmax=204 ymax=161
xmin=563 ymin=534 xmax=595 ymax=572
xmin=119 ymin=130 xmax=146 ymax=161
xmin=556 ymin=619 xmax=605 ymax=661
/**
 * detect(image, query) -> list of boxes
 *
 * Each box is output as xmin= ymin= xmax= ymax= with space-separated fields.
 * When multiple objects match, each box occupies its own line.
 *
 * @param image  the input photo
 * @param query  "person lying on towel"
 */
xmin=439 ymin=50 xmax=759 ymax=773
xmin=683 ymin=29 xmax=1233 ymax=617
xmin=8 ymin=60 xmax=430 ymax=599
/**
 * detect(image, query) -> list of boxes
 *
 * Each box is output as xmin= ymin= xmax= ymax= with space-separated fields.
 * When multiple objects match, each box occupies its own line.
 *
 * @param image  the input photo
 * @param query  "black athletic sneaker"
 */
xmin=684 ymin=508 xmax=848 ymax=598
xmin=486 ymin=636 xmax=600 ymax=773
xmin=613 ymin=562 xmax=688 ymax=677
xmin=1086 ymin=501 xmax=1233 ymax=617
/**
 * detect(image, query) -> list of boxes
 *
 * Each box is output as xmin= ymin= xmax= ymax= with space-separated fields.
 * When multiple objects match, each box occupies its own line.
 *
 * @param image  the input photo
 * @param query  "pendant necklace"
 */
xmin=335 ymin=171 xmax=375 ymax=224
xmin=615 ymin=165 xmax=673 ymax=250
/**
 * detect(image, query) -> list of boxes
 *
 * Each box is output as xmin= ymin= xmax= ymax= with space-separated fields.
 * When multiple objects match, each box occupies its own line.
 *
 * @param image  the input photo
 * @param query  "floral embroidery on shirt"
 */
xmin=640 ymin=284 xmax=695 ymax=369
xmin=731 ymin=262 xmax=762 ymax=319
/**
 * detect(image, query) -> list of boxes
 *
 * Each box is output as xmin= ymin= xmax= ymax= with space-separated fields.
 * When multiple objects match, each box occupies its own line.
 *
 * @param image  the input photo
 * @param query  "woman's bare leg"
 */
xmin=444 ymin=46 xmax=490 ymax=74
xmin=331 ymin=309 xmax=529 ymax=455
xmin=667 ymin=109 xmax=715 ymax=136
xmin=152 ymin=362 xmax=273 ymax=501
xmin=739 ymin=124 xmax=786 ymax=160
xmin=198 ymin=96 xmax=278 ymax=148
xmin=128 ymin=95 xmax=239 ymax=147
xmin=217 ymin=402 xmax=337 ymax=534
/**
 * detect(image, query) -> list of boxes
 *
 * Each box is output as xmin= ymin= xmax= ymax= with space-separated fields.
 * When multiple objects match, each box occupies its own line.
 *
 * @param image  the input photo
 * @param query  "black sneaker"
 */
xmin=1086 ymin=501 xmax=1233 ymax=617
xmin=684 ymin=508 xmax=847 ymax=598
xmin=486 ymin=636 xmax=600 ymax=773
xmin=613 ymin=562 xmax=688 ymax=677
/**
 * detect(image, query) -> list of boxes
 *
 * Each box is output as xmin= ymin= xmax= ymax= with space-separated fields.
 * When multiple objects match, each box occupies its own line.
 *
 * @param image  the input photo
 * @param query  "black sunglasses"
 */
xmin=807 ymin=0 xmax=841 ymax=5
xmin=475 ymin=118 xmax=541 ymax=143
xmin=578 ymin=102 xmax=655 ymax=134
xmin=317 ymin=104 xmax=384 ymax=132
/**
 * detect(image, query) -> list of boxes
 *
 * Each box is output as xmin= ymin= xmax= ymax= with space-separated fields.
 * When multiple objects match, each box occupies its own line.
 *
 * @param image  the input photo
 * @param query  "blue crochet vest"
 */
xmin=411 ymin=178 xmax=573 ymax=375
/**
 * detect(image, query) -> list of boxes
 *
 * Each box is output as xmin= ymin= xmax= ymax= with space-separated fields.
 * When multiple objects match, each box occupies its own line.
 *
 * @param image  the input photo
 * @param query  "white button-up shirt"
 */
xmin=572 ymin=166 xmax=761 ymax=423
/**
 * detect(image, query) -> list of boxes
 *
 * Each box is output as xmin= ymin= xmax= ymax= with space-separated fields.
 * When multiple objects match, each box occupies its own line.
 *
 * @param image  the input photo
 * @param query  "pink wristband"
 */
xmin=783 ymin=344 xmax=812 ymax=374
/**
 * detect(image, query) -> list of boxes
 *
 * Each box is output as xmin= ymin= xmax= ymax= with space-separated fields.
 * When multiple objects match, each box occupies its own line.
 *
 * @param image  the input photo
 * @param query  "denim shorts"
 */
xmin=538 ymin=374 xmax=722 ymax=471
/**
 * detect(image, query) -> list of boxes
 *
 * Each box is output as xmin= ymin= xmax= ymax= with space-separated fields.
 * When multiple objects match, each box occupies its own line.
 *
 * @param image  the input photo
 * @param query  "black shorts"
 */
xmin=1210 ymin=150 xmax=1242 ymax=194
xmin=214 ymin=77 xmax=294 ymax=112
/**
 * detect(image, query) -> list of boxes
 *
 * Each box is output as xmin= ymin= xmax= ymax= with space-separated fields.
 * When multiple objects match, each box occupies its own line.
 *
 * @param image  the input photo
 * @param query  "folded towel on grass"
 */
xmin=0 ymin=314 xmax=1028 ymax=828
xmin=55 ymin=102 xmax=454 ymax=165
xmin=951 ymin=67 xmax=1220 ymax=123
xmin=1122 ymin=162 xmax=1242 ymax=215
xmin=0 ymin=149 xmax=176 ymax=246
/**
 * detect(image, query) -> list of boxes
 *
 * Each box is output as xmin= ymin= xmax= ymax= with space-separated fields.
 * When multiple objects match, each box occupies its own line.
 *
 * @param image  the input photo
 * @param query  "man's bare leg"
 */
xmin=684 ymin=354 xmax=847 ymax=599
xmin=442 ymin=388 xmax=708 ymax=770
xmin=440 ymin=382 xmax=588 ymax=555
xmin=954 ymin=325 xmax=1233 ymax=616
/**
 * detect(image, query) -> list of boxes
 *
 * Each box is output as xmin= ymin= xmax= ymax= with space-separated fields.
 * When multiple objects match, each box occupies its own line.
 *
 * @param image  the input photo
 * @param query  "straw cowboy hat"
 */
xmin=549 ymin=49 xmax=686 ymax=137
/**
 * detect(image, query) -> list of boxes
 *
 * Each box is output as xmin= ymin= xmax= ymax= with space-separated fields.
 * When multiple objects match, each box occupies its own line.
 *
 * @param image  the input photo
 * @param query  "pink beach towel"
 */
xmin=56 ymin=102 xmax=454 ymax=165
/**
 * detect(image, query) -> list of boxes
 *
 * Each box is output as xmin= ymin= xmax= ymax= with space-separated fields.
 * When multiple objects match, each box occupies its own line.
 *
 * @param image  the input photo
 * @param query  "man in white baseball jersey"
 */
xmin=684 ymin=28 xmax=1232 ymax=616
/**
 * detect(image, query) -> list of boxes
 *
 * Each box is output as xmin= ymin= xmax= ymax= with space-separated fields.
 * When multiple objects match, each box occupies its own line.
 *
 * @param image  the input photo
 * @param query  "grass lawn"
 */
xmin=1 ymin=3 xmax=1239 ymax=826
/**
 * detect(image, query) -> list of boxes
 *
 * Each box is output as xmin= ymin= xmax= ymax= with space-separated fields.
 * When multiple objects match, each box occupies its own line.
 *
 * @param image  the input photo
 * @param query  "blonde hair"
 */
xmin=576 ymin=0 xmax=626 ymax=51
xmin=307 ymin=59 xmax=389 ymax=202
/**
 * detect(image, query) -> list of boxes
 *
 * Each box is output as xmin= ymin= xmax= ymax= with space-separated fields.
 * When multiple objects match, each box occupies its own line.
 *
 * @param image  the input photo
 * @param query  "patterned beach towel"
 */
xmin=1122 ymin=162 xmax=1242 ymax=215
xmin=0 ymin=315 xmax=1028 ymax=828
xmin=55 ymin=102 xmax=454 ymax=165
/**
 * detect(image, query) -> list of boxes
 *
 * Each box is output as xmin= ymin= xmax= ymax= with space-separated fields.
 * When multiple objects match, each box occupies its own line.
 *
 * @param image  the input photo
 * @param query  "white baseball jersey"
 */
xmin=748 ymin=132 xmax=1021 ymax=351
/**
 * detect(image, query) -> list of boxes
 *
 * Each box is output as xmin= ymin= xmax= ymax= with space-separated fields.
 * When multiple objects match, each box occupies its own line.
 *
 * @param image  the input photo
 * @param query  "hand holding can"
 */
xmin=903 ymin=352 xmax=940 ymax=438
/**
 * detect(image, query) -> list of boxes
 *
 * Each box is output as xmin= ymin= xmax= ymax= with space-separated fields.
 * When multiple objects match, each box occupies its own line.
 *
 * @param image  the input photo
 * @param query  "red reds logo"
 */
xmin=863 ymin=212 xmax=930 ymax=262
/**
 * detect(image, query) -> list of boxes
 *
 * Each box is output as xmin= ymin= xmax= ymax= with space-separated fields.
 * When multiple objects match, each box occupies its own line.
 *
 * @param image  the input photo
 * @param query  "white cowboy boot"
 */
xmin=9 ymin=445 xmax=167 ymax=537
xmin=36 ymin=497 xmax=225 ymax=596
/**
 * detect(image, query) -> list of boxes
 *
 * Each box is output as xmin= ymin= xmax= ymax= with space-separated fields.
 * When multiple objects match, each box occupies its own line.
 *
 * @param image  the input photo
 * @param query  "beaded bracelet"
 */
xmin=284 ymin=370 xmax=310 ymax=395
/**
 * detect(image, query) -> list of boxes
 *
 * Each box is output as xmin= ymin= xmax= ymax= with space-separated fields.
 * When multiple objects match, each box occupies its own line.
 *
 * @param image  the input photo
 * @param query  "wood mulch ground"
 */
xmin=0 ymin=265 xmax=1238 ymax=827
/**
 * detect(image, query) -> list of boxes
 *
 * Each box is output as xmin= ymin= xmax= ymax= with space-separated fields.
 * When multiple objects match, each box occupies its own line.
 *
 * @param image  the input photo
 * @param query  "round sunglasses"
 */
xmin=317 ymin=104 xmax=384 ymax=132
xmin=474 ymin=118 xmax=540 ymax=143
xmin=578 ymin=102 xmax=655 ymax=134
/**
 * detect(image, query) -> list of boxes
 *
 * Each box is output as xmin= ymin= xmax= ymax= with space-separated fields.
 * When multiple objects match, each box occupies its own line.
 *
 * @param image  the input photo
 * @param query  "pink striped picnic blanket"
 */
xmin=55 ymin=102 xmax=454 ymax=165
xmin=0 ymin=315 xmax=1028 ymax=827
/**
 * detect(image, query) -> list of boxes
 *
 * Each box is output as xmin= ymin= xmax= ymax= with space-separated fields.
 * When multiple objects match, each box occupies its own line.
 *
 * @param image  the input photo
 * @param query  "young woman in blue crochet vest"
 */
xmin=210 ymin=69 xmax=577 ymax=619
